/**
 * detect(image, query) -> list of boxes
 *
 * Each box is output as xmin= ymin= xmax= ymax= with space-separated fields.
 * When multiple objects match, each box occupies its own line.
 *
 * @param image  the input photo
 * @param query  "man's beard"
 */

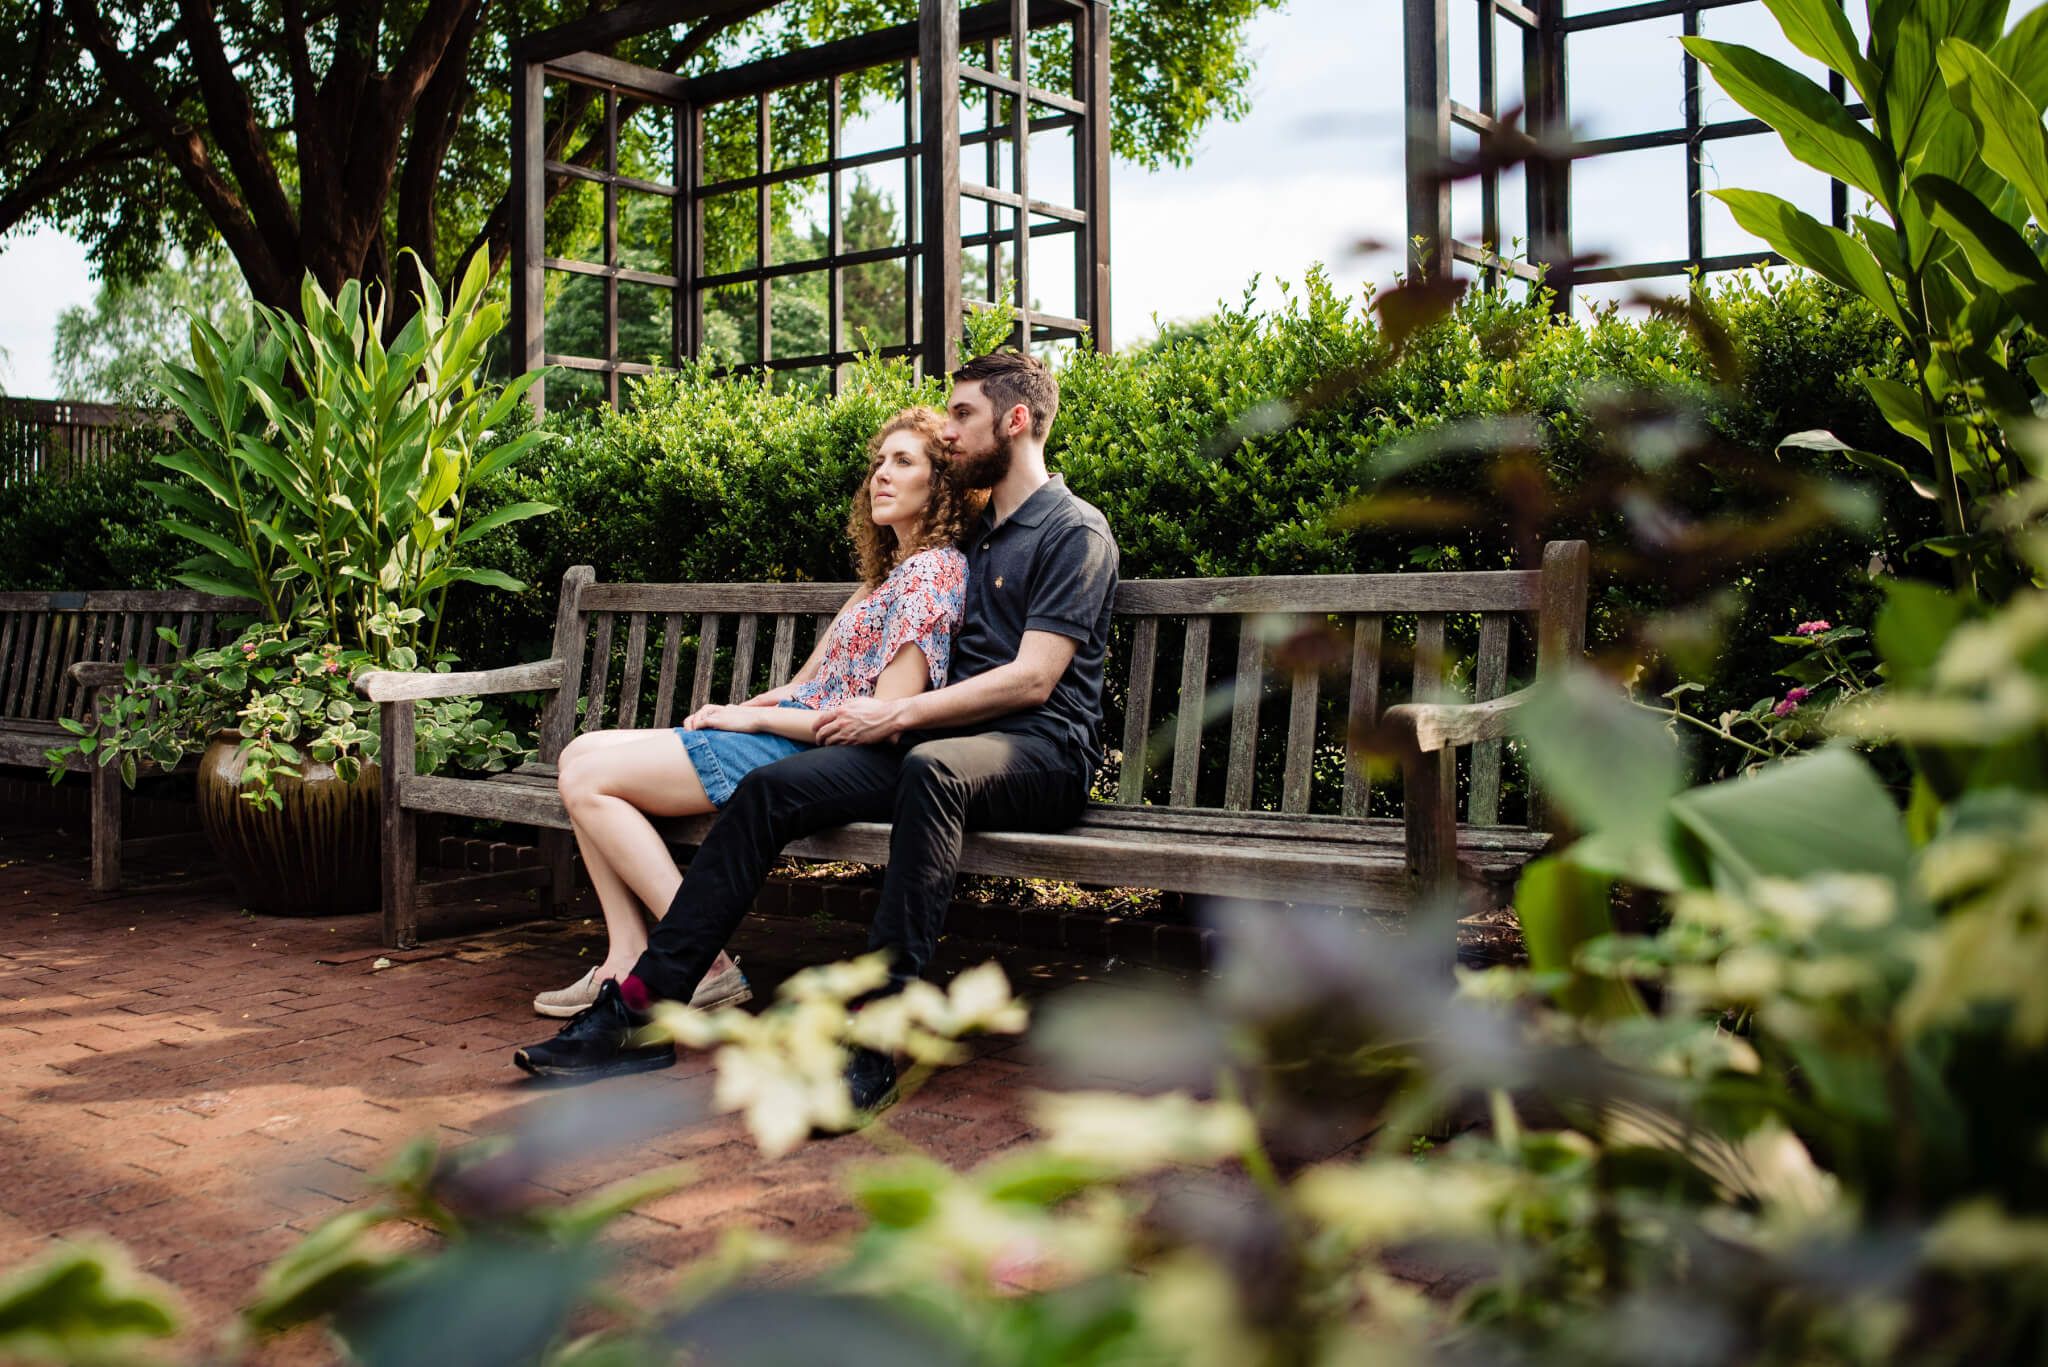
xmin=950 ymin=426 xmax=1014 ymax=490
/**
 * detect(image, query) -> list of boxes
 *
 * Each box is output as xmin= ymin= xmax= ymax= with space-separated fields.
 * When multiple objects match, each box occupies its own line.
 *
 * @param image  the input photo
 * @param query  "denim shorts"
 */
xmin=676 ymin=701 xmax=815 ymax=807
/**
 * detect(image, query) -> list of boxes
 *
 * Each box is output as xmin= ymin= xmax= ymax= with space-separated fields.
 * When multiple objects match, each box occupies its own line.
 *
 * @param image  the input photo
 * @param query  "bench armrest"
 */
xmin=355 ymin=658 xmax=567 ymax=703
xmin=67 ymin=661 xmax=128 ymax=689
xmin=1380 ymin=685 xmax=1533 ymax=754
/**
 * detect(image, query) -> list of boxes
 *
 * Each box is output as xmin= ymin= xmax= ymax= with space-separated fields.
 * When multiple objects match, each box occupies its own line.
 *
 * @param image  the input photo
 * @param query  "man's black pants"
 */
xmin=630 ymin=731 xmax=1087 ymax=1002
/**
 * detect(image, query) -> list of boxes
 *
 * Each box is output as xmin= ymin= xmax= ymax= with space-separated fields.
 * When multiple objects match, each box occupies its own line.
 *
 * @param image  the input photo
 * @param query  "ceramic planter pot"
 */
xmin=195 ymin=732 xmax=381 ymax=916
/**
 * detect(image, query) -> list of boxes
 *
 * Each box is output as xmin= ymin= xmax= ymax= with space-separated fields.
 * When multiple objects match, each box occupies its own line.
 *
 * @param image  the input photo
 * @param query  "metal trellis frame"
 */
xmin=510 ymin=0 xmax=1114 ymax=411
xmin=1404 ymin=0 xmax=1857 ymax=306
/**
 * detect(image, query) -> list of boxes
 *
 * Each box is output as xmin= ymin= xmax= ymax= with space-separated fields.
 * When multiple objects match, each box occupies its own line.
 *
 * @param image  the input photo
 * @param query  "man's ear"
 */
xmin=1005 ymin=403 xmax=1030 ymax=438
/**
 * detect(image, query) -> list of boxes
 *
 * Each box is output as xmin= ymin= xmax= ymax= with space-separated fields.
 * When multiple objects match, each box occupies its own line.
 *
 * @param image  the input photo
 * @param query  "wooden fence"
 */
xmin=1 ymin=398 xmax=175 ymax=487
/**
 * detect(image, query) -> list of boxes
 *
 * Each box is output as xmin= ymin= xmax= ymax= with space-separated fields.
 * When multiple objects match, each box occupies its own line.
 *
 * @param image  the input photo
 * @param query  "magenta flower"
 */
xmin=241 ymin=639 xmax=258 ymax=655
xmin=1795 ymin=620 xmax=1832 ymax=636
xmin=1773 ymin=698 xmax=1799 ymax=718
xmin=1786 ymin=687 xmax=1811 ymax=703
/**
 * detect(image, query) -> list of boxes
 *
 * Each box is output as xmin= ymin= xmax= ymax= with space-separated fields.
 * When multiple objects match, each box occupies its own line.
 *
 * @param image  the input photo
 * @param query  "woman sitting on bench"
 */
xmin=532 ymin=406 xmax=980 ymax=1019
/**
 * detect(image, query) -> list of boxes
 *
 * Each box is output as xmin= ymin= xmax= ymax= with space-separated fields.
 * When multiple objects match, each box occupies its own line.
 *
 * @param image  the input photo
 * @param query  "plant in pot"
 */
xmin=48 ymin=250 xmax=554 ymax=915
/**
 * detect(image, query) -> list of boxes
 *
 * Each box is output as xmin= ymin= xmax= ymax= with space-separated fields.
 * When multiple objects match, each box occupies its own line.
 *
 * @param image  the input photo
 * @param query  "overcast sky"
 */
xmin=0 ymin=0 xmax=1950 ymax=397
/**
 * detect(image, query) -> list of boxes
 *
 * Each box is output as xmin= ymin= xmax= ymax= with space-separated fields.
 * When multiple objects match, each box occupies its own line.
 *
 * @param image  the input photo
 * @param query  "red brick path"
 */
xmin=0 ymin=825 xmax=1182 ymax=1362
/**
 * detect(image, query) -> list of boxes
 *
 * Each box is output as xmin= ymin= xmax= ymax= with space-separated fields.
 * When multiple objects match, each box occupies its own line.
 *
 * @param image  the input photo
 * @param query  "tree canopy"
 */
xmin=0 ymin=0 xmax=1283 ymax=320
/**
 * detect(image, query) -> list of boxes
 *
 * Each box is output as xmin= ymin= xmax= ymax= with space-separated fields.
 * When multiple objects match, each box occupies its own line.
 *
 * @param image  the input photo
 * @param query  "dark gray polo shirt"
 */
xmin=942 ymin=475 xmax=1119 ymax=778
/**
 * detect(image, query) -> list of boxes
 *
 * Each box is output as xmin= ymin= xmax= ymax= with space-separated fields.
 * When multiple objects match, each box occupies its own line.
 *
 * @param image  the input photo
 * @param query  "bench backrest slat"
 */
xmin=1222 ymin=625 xmax=1262 ymax=811
xmin=1281 ymin=650 xmax=1319 ymax=814
xmin=1469 ymin=613 xmax=1512 ymax=824
xmin=582 ymin=612 xmax=615 ymax=732
xmin=690 ymin=614 xmax=722 ymax=714
xmin=729 ymin=615 xmax=759 ymax=705
xmin=1341 ymin=615 xmax=1383 ymax=818
xmin=0 ymin=614 xmax=20 ymax=711
xmin=617 ymin=613 xmax=649 ymax=725
xmin=1168 ymin=615 xmax=1211 ymax=808
xmin=652 ymin=613 xmax=685 ymax=729
xmin=19 ymin=614 xmax=54 ymax=718
xmin=769 ymin=614 xmax=798 ymax=689
xmin=1118 ymin=616 xmax=1158 ymax=803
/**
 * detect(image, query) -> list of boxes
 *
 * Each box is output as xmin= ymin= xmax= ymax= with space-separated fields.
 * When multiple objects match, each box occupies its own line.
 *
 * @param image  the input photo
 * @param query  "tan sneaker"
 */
xmin=534 ymin=967 xmax=601 ymax=1018
xmin=689 ymin=958 xmax=753 ymax=1012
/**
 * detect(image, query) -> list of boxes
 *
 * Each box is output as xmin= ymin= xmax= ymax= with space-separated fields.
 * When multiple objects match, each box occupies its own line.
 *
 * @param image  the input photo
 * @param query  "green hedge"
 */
xmin=3 ymin=268 xmax=1932 ymax=799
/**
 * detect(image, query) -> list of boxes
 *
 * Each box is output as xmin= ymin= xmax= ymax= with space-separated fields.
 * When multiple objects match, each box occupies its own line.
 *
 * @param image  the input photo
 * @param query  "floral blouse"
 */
xmin=791 ymin=547 xmax=968 ymax=711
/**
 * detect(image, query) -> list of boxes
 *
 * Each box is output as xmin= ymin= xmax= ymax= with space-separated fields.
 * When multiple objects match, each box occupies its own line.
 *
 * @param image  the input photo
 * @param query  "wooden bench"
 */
xmin=0 ymin=590 xmax=257 ymax=889
xmin=357 ymin=542 xmax=1589 ymax=950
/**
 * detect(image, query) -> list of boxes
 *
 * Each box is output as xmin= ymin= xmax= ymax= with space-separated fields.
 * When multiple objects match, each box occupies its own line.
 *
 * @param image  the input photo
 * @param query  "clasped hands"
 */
xmin=681 ymin=695 xmax=908 ymax=745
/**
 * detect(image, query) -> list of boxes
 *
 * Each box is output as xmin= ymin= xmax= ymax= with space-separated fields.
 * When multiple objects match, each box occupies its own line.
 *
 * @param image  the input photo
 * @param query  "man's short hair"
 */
xmin=953 ymin=348 xmax=1059 ymax=440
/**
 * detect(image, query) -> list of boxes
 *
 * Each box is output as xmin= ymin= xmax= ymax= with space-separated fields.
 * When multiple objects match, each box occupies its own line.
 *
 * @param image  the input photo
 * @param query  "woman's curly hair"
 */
xmin=847 ymin=406 xmax=986 ymax=588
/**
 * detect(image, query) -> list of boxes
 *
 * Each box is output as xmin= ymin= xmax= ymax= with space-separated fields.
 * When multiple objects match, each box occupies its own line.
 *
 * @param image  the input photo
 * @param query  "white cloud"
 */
xmin=0 ymin=227 xmax=97 ymax=399
xmin=1109 ymin=168 xmax=1404 ymax=343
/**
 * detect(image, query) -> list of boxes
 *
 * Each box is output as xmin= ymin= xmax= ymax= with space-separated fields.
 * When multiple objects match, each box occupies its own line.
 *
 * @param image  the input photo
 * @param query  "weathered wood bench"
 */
xmin=357 ymin=542 xmax=1589 ymax=950
xmin=0 ymin=590 xmax=257 ymax=889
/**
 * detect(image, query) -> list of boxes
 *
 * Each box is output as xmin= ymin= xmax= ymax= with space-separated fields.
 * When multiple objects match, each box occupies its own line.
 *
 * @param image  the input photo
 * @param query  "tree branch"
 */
xmin=61 ymin=0 xmax=290 ymax=306
xmin=396 ymin=0 xmax=488 ymax=297
xmin=1 ymin=0 xmax=61 ymax=146
xmin=173 ymin=0 xmax=302 ymax=259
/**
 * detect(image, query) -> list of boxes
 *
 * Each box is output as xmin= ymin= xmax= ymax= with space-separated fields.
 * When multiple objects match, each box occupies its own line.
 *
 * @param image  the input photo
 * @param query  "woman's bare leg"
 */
xmin=556 ymin=730 xmax=737 ymax=986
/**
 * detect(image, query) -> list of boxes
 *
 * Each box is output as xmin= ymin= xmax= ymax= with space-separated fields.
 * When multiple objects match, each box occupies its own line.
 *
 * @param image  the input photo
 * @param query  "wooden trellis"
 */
xmin=511 ymin=0 xmax=1113 ymax=410
xmin=1403 ymin=0 xmax=1855 ymax=303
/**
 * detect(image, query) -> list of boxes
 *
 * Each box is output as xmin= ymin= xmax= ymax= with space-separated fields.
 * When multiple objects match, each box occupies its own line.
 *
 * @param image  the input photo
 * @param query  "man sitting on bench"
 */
xmin=512 ymin=348 xmax=1120 ymax=1117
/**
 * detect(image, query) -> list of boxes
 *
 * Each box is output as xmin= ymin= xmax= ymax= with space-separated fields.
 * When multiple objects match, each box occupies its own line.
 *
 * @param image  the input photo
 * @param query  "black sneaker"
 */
xmin=814 ymin=1046 xmax=899 ymax=1135
xmin=513 ymin=980 xmax=675 ymax=1081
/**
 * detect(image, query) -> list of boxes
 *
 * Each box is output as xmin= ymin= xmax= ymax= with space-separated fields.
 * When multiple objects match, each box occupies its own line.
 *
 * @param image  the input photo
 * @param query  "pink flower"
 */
xmin=1794 ymin=620 xmax=1832 ymax=636
xmin=241 ymin=640 xmax=258 ymax=655
xmin=1773 ymin=698 xmax=1799 ymax=718
xmin=322 ymin=659 xmax=341 ymax=674
xmin=1786 ymin=687 xmax=1811 ymax=703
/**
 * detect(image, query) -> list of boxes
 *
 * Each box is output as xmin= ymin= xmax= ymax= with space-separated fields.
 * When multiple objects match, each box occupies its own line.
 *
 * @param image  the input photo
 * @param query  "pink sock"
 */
xmin=618 ymin=974 xmax=651 ymax=1012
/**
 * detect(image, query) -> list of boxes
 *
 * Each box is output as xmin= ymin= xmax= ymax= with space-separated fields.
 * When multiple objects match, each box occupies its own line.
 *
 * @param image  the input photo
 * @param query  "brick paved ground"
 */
xmin=0 ymin=824 xmax=1201 ymax=1364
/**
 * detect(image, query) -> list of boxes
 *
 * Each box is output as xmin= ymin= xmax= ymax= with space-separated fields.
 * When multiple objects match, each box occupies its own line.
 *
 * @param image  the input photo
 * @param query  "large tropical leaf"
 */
xmin=1685 ymin=37 xmax=1900 ymax=207
xmin=1763 ymin=0 xmax=1882 ymax=106
xmin=1989 ymin=0 xmax=2048 ymax=108
xmin=1670 ymin=747 xmax=1915 ymax=893
xmin=1711 ymin=189 xmax=1911 ymax=334
xmin=1914 ymin=173 xmax=2048 ymax=333
xmin=454 ymin=501 xmax=558 ymax=547
xmin=1938 ymin=38 xmax=2048 ymax=228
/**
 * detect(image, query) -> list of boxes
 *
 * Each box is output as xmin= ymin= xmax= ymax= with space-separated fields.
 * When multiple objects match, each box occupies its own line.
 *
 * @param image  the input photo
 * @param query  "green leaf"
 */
xmin=1521 ymin=670 xmax=1687 ymax=848
xmin=1913 ymin=174 xmax=2048 ymax=333
xmin=243 ymin=1207 xmax=404 ymax=1336
xmin=1938 ymin=39 xmax=2048 ymax=228
xmin=1669 ymin=747 xmax=1914 ymax=891
xmin=1988 ymin=1 xmax=2048 ymax=109
xmin=432 ymin=567 xmax=526 ymax=593
xmin=1681 ymin=37 xmax=1899 ymax=207
xmin=1513 ymin=856 xmax=1648 ymax=1019
xmin=1862 ymin=375 xmax=1936 ymax=452
xmin=1873 ymin=578 xmax=1967 ymax=688
xmin=1711 ymin=190 xmax=1910 ymax=335
xmin=453 ymin=500 xmax=557 ymax=546
xmin=1763 ymin=0 xmax=1882 ymax=107
xmin=849 ymin=1156 xmax=953 ymax=1228
xmin=1777 ymin=428 xmax=1939 ymax=498
xmin=0 ymin=1241 xmax=180 ymax=1352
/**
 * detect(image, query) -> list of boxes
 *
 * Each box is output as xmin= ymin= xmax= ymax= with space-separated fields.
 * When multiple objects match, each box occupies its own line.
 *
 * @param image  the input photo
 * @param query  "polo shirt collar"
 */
xmin=985 ymin=474 xmax=1067 ymax=532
